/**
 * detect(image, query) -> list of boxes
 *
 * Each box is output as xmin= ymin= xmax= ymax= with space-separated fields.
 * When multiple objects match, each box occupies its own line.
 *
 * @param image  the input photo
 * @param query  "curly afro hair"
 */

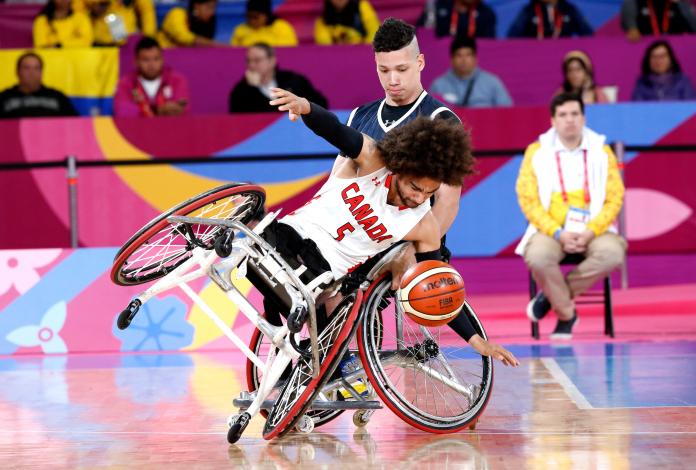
xmin=376 ymin=117 xmax=474 ymax=187
xmin=373 ymin=18 xmax=416 ymax=53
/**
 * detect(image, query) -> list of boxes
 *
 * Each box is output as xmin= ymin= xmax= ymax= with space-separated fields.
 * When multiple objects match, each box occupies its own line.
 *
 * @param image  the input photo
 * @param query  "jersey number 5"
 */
xmin=334 ymin=222 xmax=355 ymax=242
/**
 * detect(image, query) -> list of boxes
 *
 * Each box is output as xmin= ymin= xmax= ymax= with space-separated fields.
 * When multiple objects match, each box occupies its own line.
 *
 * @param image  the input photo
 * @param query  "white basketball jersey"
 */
xmin=280 ymin=167 xmax=430 ymax=279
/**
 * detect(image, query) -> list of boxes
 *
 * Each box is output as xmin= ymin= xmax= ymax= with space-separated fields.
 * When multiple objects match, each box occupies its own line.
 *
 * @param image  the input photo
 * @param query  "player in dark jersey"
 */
xmin=337 ymin=18 xmax=464 ymax=288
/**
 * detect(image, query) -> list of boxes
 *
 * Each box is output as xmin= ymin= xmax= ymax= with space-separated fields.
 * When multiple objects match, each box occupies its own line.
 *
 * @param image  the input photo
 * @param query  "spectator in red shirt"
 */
xmin=114 ymin=36 xmax=190 ymax=117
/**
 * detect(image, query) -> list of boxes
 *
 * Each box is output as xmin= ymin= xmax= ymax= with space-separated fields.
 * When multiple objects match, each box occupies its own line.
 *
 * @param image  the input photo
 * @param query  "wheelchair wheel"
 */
xmin=246 ymin=323 xmax=345 ymax=426
xmin=111 ymin=183 xmax=265 ymax=286
xmin=357 ymin=276 xmax=493 ymax=433
xmin=262 ymin=291 xmax=363 ymax=440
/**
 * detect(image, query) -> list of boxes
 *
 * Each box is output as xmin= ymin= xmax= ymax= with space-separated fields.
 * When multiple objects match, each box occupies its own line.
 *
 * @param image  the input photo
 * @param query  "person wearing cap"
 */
xmin=554 ymin=50 xmax=608 ymax=104
xmin=158 ymin=0 xmax=222 ymax=47
xmin=231 ymin=0 xmax=298 ymax=47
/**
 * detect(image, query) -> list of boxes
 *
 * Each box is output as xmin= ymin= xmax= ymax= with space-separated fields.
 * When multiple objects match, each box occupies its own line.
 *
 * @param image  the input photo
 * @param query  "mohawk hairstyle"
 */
xmin=373 ymin=18 xmax=416 ymax=53
xmin=377 ymin=117 xmax=475 ymax=187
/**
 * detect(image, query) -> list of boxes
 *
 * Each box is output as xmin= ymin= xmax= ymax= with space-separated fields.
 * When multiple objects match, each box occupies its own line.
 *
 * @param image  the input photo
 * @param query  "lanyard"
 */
xmin=133 ymin=79 xmax=167 ymax=117
xmin=534 ymin=3 xmax=563 ymax=39
xmin=555 ymin=149 xmax=590 ymax=205
xmin=647 ymin=0 xmax=671 ymax=35
xmin=450 ymin=4 xmax=477 ymax=37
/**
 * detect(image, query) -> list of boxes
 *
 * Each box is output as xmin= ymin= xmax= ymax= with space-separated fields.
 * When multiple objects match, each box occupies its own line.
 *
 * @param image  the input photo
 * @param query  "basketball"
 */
xmin=397 ymin=260 xmax=466 ymax=327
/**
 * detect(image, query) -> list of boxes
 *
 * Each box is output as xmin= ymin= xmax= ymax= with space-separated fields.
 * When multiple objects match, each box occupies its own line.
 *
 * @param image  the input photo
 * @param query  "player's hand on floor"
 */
xmin=269 ymin=88 xmax=311 ymax=121
xmin=469 ymin=335 xmax=520 ymax=367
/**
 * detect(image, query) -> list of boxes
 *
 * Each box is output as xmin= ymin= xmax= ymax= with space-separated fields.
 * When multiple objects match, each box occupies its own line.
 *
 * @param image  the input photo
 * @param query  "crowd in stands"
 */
xmin=1 ymin=0 xmax=696 ymax=118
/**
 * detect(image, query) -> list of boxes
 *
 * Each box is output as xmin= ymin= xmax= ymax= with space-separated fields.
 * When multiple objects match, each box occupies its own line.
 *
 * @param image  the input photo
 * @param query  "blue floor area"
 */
xmin=509 ymin=341 xmax=696 ymax=409
xmin=2 ymin=340 xmax=695 ymax=409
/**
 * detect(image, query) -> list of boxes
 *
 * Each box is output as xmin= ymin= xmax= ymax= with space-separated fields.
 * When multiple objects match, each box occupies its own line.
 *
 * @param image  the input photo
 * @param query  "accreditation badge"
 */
xmin=564 ymin=206 xmax=590 ymax=233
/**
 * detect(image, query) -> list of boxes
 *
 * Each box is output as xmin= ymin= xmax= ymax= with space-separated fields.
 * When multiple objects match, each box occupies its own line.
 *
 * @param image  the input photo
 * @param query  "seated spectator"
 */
xmin=33 ymin=0 xmax=93 ymax=48
xmin=554 ymin=50 xmax=609 ymax=104
xmin=82 ymin=0 xmax=157 ymax=46
xmin=621 ymin=0 xmax=696 ymax=41
xmin=426 ymin=0 xmax=497 ymax=39
xmin=632 ymin=40 xmax=696 ymax=101
xmin=0 ymin=52 xmax=78 ymax=119
xmin=113 ymin=37 xmax=190 ymax=117
xmin=315 ymin=0 xmax=379 ymax=45
xmin=507 ymin=0 xmax=593 ymax=38
xmin=231 ymin=0 xmax=298 ymax=47
xmin=430 ymin=37 xmax=512 ymax=107
xmin=229 ymin=43 xmax=327 ymax=113
xmin=516 ymin=93 xmax=626 ymax=340
xmin=158 ymin=0 xmax=221 ymax=47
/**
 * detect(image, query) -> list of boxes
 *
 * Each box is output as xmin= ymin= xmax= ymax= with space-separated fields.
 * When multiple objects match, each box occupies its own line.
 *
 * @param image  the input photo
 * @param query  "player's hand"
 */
xmin=269 ymin=87 xmax=311 ymax=122
xmin=377 ymin=244 xmax=417 ymax=290
xmin=468 ymin=335 xmax=520 ymax=367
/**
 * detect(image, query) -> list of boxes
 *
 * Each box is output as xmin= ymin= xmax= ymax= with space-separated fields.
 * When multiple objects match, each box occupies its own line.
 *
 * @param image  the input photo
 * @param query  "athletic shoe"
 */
xmin=550 ymin=312 xmax=579 ymax=340
xmin=526 ymin=292 xmax=551 ymax=322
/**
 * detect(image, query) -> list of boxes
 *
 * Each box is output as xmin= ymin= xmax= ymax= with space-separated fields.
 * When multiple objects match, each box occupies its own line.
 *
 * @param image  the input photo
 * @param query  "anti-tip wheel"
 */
xmin=295 ymin=414 xmax=315 ymax=434
xmin=352 ymin=410 xmax=372 ymax=427
xmin=116 ymin=299 xmax=141 ymax=330
xmin=227 ymin=412 xmax=251 ymax=444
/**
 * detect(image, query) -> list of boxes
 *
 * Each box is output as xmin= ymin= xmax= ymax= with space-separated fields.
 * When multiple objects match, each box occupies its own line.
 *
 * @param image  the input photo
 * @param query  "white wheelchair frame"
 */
xmin=117 ymin=209 xmax=491 ymax=443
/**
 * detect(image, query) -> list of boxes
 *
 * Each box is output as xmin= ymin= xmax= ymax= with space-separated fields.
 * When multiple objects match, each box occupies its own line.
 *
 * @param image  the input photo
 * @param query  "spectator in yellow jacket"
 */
xmin=158 ymin=0 xmax=223 ymax=47
xmin=515 ymin=93 xmax=626 ymax=340
xmin=80 ymin=0 xmax=157 ymax=46
xmin=231 ymin=0 xmax=298 ymax=47
xmin=33 ymin=0 xmax=93 ymax=48
xmin=315 ymin=0 xmax=379 ymax=45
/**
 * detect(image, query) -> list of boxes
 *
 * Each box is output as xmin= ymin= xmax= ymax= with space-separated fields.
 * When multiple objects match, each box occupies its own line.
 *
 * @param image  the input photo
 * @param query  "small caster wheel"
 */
xmin=295 ymin=414 xmax=314 ymax=434
xmin=215 ymin=230 xmax=235 ymax=258
xmin=227 ymin=412 xmax=251 ymax=444
xmin=117 ymin=299 xmax=141 ymax=330
xmin=468 ymin=419 xmax=478 ymax=430
xmin=352 ymin=410 xmax=372 ymax=427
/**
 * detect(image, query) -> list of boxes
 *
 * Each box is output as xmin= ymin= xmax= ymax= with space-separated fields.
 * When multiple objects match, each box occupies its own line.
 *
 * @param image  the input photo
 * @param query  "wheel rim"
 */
xmin=358 ymin=279 xmax=493 ymax=431
xmin=248 ymin=326 xmax=344 ymax=425
xmin=113 ymin=187 xmax=263 ymax=285
xmin=263 ymin=292 xmax=361 ymax=439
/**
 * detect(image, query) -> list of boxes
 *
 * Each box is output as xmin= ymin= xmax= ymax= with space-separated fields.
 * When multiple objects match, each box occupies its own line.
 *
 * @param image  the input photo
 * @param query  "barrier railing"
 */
xmin=2 ymin=142 xmax=695 ymax=291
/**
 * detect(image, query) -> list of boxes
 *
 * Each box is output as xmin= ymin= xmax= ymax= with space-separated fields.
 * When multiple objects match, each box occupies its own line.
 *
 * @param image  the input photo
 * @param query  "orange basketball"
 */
xmin=397 ymin=260 xmax=466 ymax=327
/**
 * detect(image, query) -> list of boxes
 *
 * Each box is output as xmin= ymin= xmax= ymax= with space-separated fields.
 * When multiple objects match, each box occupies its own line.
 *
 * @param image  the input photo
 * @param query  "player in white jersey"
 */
xmin=265 ymin=87 xmax=519 ymax=366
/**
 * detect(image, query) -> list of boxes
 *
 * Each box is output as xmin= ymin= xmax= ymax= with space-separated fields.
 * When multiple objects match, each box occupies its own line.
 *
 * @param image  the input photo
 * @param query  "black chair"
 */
xmin=529 ymin=253 xmax=614 ymax=339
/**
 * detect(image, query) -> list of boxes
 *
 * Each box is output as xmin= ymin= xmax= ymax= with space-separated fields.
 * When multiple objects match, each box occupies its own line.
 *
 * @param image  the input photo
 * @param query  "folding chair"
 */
xmin=529 ymin=253 xmax=614 ymax=339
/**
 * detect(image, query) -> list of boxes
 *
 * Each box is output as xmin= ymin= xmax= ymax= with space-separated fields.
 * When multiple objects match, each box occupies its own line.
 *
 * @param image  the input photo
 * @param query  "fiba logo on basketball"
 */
xmin=397 ymin=260 xmax=466 ymax=327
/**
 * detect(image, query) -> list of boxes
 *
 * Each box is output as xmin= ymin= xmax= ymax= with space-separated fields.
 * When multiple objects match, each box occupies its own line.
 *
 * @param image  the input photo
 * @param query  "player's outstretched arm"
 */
xmin=468 ymin=335 xmax=520 ymax=367
xmin=269 ymin=87 xmax=380 ymax=172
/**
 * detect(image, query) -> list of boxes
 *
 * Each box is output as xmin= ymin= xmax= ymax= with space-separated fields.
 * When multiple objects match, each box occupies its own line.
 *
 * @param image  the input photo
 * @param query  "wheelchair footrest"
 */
xmin=233 ymin=398 xmax=383 ymax=411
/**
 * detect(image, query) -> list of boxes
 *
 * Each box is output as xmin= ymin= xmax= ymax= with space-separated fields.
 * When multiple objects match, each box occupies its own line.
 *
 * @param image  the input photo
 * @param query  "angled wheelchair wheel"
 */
xmin=246 ymin=322 xmax=345 ymax=426
xmin=111 ymin=183 xmax=265 ymax=286
xmin=357 ymin=275 xmax=493 ymax=433
xmin=262 ymin=291 xmax=363 ymax=440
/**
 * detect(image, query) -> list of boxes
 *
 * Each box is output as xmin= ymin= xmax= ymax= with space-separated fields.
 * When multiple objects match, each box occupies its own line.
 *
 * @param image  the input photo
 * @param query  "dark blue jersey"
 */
xmin=346 ymin=91 xmax=460 ymax=140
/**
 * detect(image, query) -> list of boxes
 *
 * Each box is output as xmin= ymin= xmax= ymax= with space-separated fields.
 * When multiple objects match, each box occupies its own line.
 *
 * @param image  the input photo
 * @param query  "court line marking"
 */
xmin=540 ymin=357 xmax=594 ymax=410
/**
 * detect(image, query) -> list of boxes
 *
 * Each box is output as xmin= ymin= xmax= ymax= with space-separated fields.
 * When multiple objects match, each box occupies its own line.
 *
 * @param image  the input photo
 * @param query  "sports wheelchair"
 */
xmin=111 ymin=184 xmax=493 ymax=443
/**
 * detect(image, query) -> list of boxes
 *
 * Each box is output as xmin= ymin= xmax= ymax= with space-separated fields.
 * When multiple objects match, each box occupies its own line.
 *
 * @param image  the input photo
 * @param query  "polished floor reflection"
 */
xmin=1 ymin=341 xmax=696 ymax=468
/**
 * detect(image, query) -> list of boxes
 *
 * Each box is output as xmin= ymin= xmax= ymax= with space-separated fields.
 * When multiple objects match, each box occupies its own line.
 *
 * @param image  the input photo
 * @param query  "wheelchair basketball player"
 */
xmin=256 ymin=86 xmax=519 ymax=367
